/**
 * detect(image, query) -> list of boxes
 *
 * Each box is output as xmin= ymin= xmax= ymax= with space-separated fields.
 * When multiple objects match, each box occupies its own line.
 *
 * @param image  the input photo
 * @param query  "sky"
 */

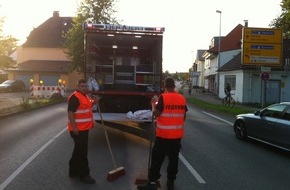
xmin=0 ymin=0 xmax=283 ymax=73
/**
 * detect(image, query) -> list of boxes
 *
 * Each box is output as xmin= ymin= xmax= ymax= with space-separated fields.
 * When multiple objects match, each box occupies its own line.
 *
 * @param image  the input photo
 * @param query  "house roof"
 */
xmin=22 ymin=11 xmax=73 ymax=48
xmin=196 ymin=49 xmax=207 ymax=61
xmin=17 ymin=60 xmax=70 ymax=73
xmin=208 ymin=24 xmax=243 ymax=53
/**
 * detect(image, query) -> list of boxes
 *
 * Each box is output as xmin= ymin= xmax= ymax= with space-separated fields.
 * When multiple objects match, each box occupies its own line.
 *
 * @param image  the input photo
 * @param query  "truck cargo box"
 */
xmin=83 ymin=23 xmax=164 ymax=126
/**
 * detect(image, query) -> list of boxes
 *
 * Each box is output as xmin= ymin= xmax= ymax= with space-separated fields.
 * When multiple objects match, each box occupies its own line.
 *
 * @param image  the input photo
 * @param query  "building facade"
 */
xmin=7 ymin=11 xmax=82 ymax=90
xmin=194 ymin=24 xmax=290 ymax=105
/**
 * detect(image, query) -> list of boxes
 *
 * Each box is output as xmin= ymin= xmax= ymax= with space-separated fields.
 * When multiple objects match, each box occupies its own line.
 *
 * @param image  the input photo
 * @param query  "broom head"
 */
xmin=107 ymin=166 xmax=126 ymax=181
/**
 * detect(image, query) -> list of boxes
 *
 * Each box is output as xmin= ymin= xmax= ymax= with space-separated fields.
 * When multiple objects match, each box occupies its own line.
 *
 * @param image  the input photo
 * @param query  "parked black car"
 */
xmin=233 ymin=102 xmax=290 ymax=151
xmin=0 ymin=80 xmax=26 ymax=92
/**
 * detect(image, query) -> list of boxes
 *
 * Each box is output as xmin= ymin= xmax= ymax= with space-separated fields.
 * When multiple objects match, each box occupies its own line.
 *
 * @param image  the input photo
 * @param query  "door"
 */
xmin=259 ymin=104 xmax=287 ymax=145
xmin=265 ymin=80 xmax=280 ymax=104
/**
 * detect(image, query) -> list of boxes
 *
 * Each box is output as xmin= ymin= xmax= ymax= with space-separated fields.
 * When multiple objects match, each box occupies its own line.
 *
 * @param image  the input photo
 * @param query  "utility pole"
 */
xmin=216 ymin=10 xmax=222 ymax=97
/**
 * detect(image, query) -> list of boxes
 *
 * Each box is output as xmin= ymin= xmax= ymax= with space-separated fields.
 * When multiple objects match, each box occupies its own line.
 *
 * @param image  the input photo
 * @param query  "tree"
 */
xmin=0 ymin=17 xmax=18 ymax=69
xmin=63 ymin=0 xmax=119 ymax=72
xmin=270 ymin=0 xmax=290 ymax=38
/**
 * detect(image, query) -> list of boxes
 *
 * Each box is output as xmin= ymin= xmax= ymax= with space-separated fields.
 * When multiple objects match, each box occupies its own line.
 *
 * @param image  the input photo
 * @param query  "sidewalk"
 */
xmin=182 ymin=85 xmax=258 ymax=112
xmin=0 ymin=91 xmax=68 ymax=119
xmin=185 ymin=87 xmax=221 ymax=105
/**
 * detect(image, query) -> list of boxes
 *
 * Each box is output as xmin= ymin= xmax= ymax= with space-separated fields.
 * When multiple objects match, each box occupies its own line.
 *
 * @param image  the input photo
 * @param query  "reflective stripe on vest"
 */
xmin=75 ymin=109 xmax=91 ymax=114
xmin=74 ymin=118 xmax=93 ymax=123
xmin=157 ymin=124 xmax=183 ymax=130
xmin=160 ymin=113 xmax=184 ymax=117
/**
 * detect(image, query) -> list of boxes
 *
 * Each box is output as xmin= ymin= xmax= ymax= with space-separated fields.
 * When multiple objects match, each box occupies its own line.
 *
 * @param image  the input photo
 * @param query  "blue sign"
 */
xmin=251 ymin=45 xmax=274 ymax=50
xmin=251 ymin=30 xmax=274 ymax=35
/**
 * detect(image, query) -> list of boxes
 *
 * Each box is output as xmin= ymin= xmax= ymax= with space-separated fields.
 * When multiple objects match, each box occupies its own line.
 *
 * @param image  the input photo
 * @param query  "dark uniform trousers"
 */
xmin=69 ymin=130 xmax=90 ymax=178
xmin=149 ymin=137 xmax=181 ymax=181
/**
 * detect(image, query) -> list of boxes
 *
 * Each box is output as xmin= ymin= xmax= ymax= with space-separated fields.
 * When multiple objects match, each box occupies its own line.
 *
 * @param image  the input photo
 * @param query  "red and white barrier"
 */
xmin=30 ymin=85 xmax=66 ymax=98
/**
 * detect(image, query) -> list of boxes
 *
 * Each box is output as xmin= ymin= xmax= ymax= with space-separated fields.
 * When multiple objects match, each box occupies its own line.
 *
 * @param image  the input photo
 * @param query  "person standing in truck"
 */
xmin=137 ymin=77 xmax=188 ymax=190
xmin=67 ymin=79 xmax=97 ymax=184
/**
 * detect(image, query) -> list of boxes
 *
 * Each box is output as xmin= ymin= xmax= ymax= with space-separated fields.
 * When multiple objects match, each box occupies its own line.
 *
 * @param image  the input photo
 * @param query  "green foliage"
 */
xmin=50 ymin=93 xmax=65 ymax=101
xmin=63 ymin=16 xmax=86 ymax=72
xmin=63 ymin=0 xmax=120 ymax=72
xmin=20 ymin=97 xmax=31 ymax=109
xmin=187 ymin=97 xmax=255 ymax=116
xmin=0 ymin=17 xmax=18 ymax=69
xmin=270 ymin=0 xmax=290 ymax=38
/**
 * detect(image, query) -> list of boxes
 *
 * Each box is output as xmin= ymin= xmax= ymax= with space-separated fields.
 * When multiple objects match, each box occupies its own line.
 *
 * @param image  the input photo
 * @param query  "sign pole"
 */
xmin=260 ymin=71 xmax=269 ymax=108
xmin=261 ymin=80 xmax=265 ymax=108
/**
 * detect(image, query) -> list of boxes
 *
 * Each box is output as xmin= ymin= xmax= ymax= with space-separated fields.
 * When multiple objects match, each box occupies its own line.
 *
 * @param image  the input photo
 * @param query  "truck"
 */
xmin=83 ymin=23 xmax=165 ymax=130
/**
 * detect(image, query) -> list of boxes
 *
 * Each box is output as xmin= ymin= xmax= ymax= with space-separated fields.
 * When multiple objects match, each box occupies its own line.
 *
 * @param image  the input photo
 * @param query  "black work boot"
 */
xmin=80 ymin=175 xmax=96 ymax=184
xmin=137 ymin=181 xmax=157 ymax=190
xmin=167 ymin=179 xmax=174 ymax=190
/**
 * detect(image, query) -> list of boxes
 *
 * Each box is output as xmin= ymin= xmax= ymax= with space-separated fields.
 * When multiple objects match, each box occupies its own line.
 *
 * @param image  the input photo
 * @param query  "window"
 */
xmin=224 ymin=75 xmax=236 ymax=90
xmin=262 ymin=105 xmax=287 ymax=119
xmin=283 ymin=107 xmax=290 ymax=121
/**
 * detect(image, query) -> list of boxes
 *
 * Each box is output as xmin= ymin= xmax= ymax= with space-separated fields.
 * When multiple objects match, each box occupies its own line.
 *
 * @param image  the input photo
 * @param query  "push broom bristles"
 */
xmin=107 ymin=166 xmax=126 ymax=181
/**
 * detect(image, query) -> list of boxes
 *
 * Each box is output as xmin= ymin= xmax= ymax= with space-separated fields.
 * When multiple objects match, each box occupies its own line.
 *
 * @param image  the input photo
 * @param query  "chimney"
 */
xmin=53 ymin=11 xmax=59 ymax=18
xmin=244 ymin=20 xmax=248 ymax=28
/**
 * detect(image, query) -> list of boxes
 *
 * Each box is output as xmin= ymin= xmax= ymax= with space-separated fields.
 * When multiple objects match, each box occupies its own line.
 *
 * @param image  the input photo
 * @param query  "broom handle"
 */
xmin=148 ymin=97 xmax=157 ymax=177
xmin=148 ymin=109 xmax=154 ymax=174
xmin=97 ymin=103 xmax=117 ymax=170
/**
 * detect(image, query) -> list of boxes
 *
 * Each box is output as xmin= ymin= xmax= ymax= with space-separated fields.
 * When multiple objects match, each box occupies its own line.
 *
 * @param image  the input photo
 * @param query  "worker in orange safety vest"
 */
xmin=138 ymin=77 xmax=188 ymax=190
xmin=67 ymin=78 xmax=98 ymax=184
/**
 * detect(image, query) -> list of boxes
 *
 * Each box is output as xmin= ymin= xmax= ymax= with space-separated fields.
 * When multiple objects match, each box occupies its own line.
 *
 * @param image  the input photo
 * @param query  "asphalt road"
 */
xmin=0 ymin=102 xmax=290 ymax=190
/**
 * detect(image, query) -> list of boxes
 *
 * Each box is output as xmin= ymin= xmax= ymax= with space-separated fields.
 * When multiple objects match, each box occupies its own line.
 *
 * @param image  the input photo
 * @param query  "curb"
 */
xmin=0 ymin=100 xmax=66 ymax=120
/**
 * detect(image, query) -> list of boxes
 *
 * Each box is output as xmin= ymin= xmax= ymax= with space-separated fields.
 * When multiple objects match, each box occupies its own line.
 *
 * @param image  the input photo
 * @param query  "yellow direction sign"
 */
xmin=243 ymin=43 xmax=282 ymax=65
xmin=243 ymin=28 xmax=282 ymax=44
xmin=242 ymin=27 xmax=282 ymax=65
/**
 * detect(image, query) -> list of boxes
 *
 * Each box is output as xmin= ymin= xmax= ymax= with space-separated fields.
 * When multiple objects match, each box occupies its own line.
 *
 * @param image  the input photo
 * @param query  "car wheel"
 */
xmin=234 ymin=121 xmax=247 ymax=140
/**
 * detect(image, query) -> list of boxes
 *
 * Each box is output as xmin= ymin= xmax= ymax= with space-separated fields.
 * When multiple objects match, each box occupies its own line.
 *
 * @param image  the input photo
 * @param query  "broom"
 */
xmin=134 ymin=111 xmax=155 ymax=185
xmin=97 ymin=102 xmax=126 ymax=181
xmin=135 ymin=97 xmax=160 ymax=187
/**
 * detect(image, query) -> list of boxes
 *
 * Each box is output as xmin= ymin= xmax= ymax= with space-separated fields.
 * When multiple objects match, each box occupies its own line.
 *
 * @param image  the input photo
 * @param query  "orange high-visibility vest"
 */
xmin=156 ymin=92 xmax=186 ymax=139
xmin=68 ymin=91 xmax=94 ymax=131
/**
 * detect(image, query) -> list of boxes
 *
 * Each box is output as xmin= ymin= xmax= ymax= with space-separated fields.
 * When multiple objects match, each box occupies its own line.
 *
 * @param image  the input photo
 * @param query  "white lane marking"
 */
xmin=179 ymin=153 xmax=206 ymax=184
xmin=202 ymin=111 xmax=233 ymax=126
xmin=0 ymin=128 xmax=67 ymax=190
xmin=179 ymin=111 xmax=233 ymax=184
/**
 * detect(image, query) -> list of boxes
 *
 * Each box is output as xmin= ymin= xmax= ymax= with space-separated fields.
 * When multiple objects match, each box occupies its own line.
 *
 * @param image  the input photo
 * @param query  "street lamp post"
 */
xmin=216 ymin=10 xmax=222 ymax=97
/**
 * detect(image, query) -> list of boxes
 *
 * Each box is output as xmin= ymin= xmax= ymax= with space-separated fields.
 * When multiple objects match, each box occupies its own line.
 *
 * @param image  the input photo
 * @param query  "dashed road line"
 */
xmin=202 ymin=111 xmax=233 ymax=126
xmin=179 ymin=153 xmax=206 ymax=184
xmin=180 ymin=110 xmax=233 ymax=184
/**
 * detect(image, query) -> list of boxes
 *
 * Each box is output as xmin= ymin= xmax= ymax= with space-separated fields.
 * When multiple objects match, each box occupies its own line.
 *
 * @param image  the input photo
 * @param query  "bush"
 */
xmin=20 ymin=97 xmax=31 ymax=109
xmin=50 ymin=93 xmax=64 ymax=101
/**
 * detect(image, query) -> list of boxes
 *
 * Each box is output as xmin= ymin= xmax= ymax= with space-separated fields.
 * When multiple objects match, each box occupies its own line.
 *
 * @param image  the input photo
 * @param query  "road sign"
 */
xmin=243 ymin=28 xmax=282 ymax=44
xmin=242 ymin=27 xmax=282 ymax=66
xmin=191 ymin=71 xmax=201 ymax=77
xmin=243 ymin=43 xmax=282 ymax=64
xmin=261 ymin=66 xmax=271 ymax=72
xmin=260 ymin=72 xmax=270 ymax=81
